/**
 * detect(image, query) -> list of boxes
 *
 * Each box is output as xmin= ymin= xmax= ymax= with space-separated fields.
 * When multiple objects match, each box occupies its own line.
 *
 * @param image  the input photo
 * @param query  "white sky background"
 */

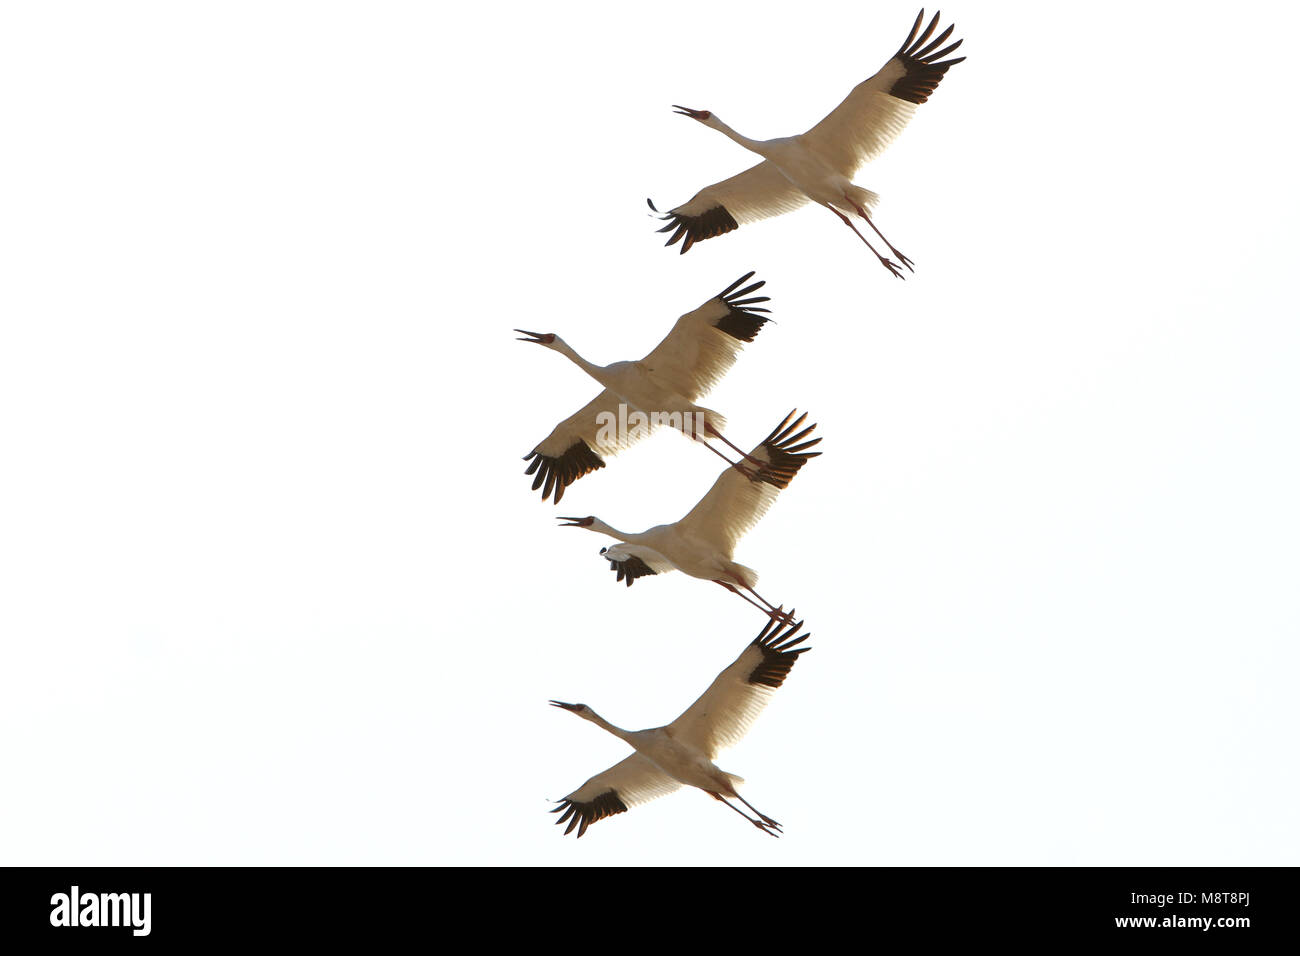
xmin=2 ymin=0 xmax=1297 ymax=865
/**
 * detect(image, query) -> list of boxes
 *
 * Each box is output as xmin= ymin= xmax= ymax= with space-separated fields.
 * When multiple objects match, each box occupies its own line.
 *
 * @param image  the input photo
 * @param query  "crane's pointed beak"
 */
xmin=549 ymin=700 xmax=581 ymax=711
xmin=556 ymin=516 xmax=593 ymax=527
xmin=672 ymin=105 xmax=709 ymax=120
xmin=514 ymin=329 xmax=555 ymax=345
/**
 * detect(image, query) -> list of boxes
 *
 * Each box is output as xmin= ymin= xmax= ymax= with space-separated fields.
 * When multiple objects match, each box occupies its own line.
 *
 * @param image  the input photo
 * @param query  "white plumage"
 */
xmin=519 ymin=272 xmax=773 ymax=504
xmin=651 ymin=9 xmax=965 ymax=276
xmin=551 ymin=616 xmax=811 ymax=838
xmin=558 ymin=410 xmax=820 ymax=619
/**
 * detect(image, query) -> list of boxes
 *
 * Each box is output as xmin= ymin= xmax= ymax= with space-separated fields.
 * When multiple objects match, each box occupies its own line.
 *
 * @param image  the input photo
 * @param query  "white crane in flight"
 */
xmin=650 ymin=9 xmax=965 ymax=277
xmin=558 ymin=410 xmax=820 ymax=621
xmin=519 ymin=272 xmax=773 ymax=504
xmin=550 ymin=615 xmax=811 ymax=838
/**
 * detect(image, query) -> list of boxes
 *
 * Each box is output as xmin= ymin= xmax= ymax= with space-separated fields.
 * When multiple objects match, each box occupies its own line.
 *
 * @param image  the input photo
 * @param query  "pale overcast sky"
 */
xmin=3 ymin=1 xmax=1297 ymax=865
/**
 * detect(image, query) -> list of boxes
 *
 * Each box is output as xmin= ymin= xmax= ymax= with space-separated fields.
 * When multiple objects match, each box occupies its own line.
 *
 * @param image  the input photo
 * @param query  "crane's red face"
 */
xmin=515 ymin=329 xmax=555 ymax=345
xmin=672 ymin=105 xmax=711 ymax=121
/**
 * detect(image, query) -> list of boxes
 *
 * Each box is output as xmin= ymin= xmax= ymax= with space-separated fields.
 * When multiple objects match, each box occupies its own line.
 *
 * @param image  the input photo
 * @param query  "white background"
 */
xmin=2 ymin=1 xmax=1297 ymax=865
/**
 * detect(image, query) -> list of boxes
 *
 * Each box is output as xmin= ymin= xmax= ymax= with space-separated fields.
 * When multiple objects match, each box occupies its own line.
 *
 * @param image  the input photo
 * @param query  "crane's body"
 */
xmin=559 ymin=410 xmax=820 ymax=619
xmin=704 ymin=130 xmax=875 ymax=217
xmin=651 ymin=9 xmax=965 ymax=275
xmin=582 ymin=520 xmax=760 ymax=590
xmin=550 ymin=617 xmax=812 ymax=838
xmin=542 ymin=343 xmax=726 ymax=438
xmin=595 ymin=721 xmax=738 ymax=795
xmin=519 ymin=273 xmax=773 ymax=503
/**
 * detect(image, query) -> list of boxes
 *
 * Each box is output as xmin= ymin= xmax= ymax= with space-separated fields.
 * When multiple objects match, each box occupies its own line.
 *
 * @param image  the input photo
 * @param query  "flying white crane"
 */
xmin=550 ymin=615 xmax=811 ymax=838
xmin=649 ymin=9 xmax=965 ymax=277
xmin=519 ymin=272 xmax=774 ymax=504
xmin=557 ymin=410 xmax=819 ymax=621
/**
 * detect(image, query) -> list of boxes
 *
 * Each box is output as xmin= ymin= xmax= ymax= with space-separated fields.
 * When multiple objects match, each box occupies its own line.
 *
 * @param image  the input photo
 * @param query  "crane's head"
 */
xmin=550 ymin=700 xmax=589 ymax=715
xmin=515 ymin=329 xmax=556 ymax=346
xmin=557 ymin=515 xmax=596 ymax=528
xmin=550 ymin=700 xmax=600 ymax=724
xmin=672 ymin=105 xmax=712 ymax=123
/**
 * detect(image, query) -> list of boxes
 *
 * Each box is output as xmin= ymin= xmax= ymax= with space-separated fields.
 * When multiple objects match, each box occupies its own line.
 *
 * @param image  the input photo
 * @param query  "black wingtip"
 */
xmin=718 ymin=270 xmax=758 ymax=299
xmin=888 ymin=9 xmax=964 ymax=103
xmin=652 ymin=204 xmax=739 ymax=253
xmin=747 ymin=615 xmax=813 ymax=688
xmin=752 ymin=410 xmax=821 ymax=489
xmin=523 ymin=439 xmax=605 ymax=504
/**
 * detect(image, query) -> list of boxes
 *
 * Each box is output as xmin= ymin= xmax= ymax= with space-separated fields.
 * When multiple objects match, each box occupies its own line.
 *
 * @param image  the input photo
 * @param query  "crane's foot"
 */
xmin=847 ymin=199 xmax=914 ymax=273
xmin=735 ymin=793 xmax=784 ymax=831
xmin=766 ymin=605 xmax=797 ymax=626
xmin=879 ymin=257 xmax=906 ymax=279
xmin=733 ymin=462 xmax=762 ymax=482
xmin=752 ymin=819 xmax=781 ymax=838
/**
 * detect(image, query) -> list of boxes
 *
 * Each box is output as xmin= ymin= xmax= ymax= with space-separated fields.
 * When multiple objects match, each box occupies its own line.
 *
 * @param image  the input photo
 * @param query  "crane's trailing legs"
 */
xmin=824 ymin=204 xmax=904 ymax=278
xmin=846 ymin=197 xmax=914 ymax=273
xmin=709 ymin=791 xmax=782 ymax=837
xmin=735 ymin=793 xmax=782 ymax=830
xmin=744 ymin=585 xmax=798 ymax=624
xmin=703 ymin=423 xmax=768 ymax=470
xmin=715 ymin=580 xmax=772 ymax=616
xmin=683 ymin=417 xmax=767 ymax=481
xmin=714 ymin=581 xmax=796 ymax=625
xmin=694 ymin=434 xmax=762 ymax=481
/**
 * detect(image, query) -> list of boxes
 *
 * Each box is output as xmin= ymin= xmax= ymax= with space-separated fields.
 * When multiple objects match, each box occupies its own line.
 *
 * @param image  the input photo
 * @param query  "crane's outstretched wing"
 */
xmin=524 ymin=389 xmax=654 ymax=504
xmin=600 ymin=543 xmax=676 ymax=587
xmin=639 ymin=272 xmax=772 ymax=401
xmin=672 ymin=410 xmax=821 ymax=554
xmin=649 ymin=162 xmax=809 ymax=254
xmin=668 ymin=617 xmax=811 ymax=757
xmin=551 ymin=753 xmax=683 ymax=838
xmin=800 ymin=9 xmax=965 ymax=177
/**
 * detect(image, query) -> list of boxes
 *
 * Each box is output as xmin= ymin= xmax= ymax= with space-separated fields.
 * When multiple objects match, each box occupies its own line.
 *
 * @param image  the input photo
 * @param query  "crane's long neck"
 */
xmin=582 ymin=709 xmax=635 ymax=745
xmin=588 ymin=518 xmax=638 ymax=544
xmin=550 ymin=338 xmax=609 ymax=385
xmin=708 ymin=116 xmax=769 ymax=157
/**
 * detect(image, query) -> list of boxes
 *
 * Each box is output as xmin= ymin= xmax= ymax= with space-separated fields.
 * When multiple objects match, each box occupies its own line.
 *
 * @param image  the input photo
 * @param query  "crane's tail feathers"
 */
xmin=850 ymin=187 xmax=881 ymax=218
